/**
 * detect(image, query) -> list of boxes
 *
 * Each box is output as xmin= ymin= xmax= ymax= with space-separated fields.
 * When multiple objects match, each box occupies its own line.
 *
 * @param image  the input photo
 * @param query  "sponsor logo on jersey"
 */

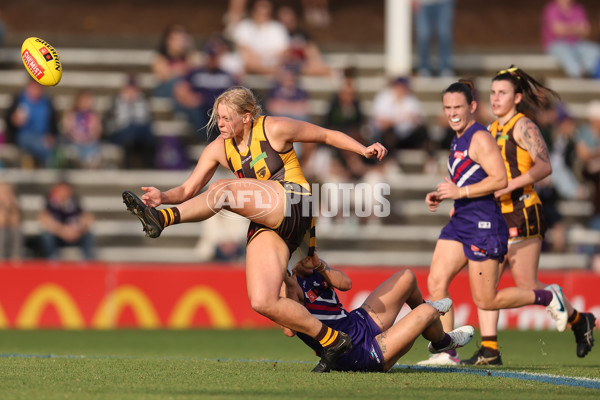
xmin=478 ymin=221 xmax=491 ymax=229
xmin=249 ymin=151 xmax=267 ymax=168
xmin=518 ymin=193 xmax=531 ymax=202
xmin=453 ymin=150 xmax=466 ymax=160
xmin=306 ymin=289 xmax=317 ymax=303
xmin=509 ymin=227 xmax=519 ymax=237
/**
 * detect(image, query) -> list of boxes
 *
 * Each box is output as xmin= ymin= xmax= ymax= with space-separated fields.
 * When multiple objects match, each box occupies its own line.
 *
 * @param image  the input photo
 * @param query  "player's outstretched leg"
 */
xmin=122 ymin=191 xmax=163 ymax=238
xmin=428 ymin=326 xmax=474 ymax=354
xmin=572 ymin=312 xmax=596 ymax=358
xmin=312 ymin=332 xmax=353 ymax=373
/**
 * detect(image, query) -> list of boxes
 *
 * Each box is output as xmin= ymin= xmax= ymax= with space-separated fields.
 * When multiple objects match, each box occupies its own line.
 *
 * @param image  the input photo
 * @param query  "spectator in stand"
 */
xmin=230 ymin=0 xmax=290 ymax=76
xmin=546 ymin=104 xmax=585 ymax=200
xmin=106 ymin=76 xmax=156 ymax=169
xmin=38 ymin=181 xmax=95 ymax=260
xmin=266 ymin=66 xmax=311 ymax=122
xmin=541 ymin=0 xmax=600 ymax=78
xmin=0 ymin=182 xmax=23 ymax=260
xmin=0 ymin=9 xmax=6 ymax=49
xmin=413 ymin=0 xmax=455 ymax=77
xmin=266 ymin=66 xmax=311 ymax=163
xmin=321 ymin=68 xmax=374 ymax=182
xmin=536 ymin=103 xmax=582 ymax=253
xmin=370 ymin=76 xmax=428 ymax=170
xmin=321 ymin=70 xmax=386 ymax=226
xmin=576 ymin=100 xmax=600 ymax=231
xmin=277 ymin=5 xmax=333 ymax=77
xmin=60 ymin=90 xmax=103 ymax=169
xmin=5 ymin=79 xmax=58 ymax=168
xmin=302 ymin=0 xmax=330 ymax=28
xmin=208 ymin=34 xmax=246 ymax=81
xmin=173 ymin=37 xmax=239 ymax=141
xmin=152 ymin=23 xmax=202 ymax=99
xmin=223 ymin=0 xmax=249 ymax=41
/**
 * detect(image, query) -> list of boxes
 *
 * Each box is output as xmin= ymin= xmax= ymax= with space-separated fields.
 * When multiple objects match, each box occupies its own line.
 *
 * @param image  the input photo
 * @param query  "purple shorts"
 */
xmin=439 ymin=212 xmax=508 ymax=262
xmin=331 ymin=307 xmax=385 ymax=372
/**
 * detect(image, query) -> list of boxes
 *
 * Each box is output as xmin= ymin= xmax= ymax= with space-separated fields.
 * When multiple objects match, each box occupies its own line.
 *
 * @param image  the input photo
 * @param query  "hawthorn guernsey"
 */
xmin=21 ymin=37 xmax=62 ymax=86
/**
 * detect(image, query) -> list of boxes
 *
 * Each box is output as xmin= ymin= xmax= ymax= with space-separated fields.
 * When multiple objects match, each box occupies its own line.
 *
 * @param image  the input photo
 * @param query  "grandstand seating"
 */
xmin=0 ymin=44 xmax=598 ymax=269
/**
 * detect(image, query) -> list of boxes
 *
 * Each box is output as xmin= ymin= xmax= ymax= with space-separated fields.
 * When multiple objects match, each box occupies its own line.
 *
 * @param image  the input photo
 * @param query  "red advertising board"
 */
xmin=0 ymin=261 xmax=598 ymax=330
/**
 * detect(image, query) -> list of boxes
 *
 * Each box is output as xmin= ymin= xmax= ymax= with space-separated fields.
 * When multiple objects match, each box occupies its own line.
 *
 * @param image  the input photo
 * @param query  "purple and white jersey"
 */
xmin=295 ymin=271 xmax=348 ymax=323
xmin=295 ymin=271 xmax=385 ymax=372
xmin=448 ymin=122 xmax=492 ymax=209
xmin=440 ymin=122 xmax=508 ymax=261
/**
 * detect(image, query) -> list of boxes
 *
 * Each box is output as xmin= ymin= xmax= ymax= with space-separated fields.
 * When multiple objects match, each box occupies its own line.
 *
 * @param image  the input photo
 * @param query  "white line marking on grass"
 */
xmin=395 ymin=364 xmax=600 ymax=390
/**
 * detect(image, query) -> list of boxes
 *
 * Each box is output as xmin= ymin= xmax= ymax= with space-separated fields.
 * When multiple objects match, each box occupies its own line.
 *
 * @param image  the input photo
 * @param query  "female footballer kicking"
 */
xmin=122 ymin=86 xmax=387 ymax=372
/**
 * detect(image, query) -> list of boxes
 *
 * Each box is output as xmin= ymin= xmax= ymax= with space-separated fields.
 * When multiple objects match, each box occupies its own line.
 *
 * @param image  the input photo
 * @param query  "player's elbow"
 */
xmin=493 ymin=174 xmax=508 ymax=192
xmin=337 ymin=278 xmax=352 ymax=291
xmin=542 ymin=163 xmax=552 ymax=179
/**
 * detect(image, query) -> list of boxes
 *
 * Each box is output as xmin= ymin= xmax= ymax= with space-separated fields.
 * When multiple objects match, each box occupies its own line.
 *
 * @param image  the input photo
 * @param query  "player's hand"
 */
xmin=280 ymin=325 xmax=296 ymax=337
xmin=436 ymin=177 xmax=460 ymax=200
xmin=425 ymin=191 xmax=441 ymax=212
xmin=141 ymin=186 xmax=162 ymax=207
xmin=363 ymin=143 xmax=388 ymax=161
xmin=494 ymin=186 xmax=511 ymax=199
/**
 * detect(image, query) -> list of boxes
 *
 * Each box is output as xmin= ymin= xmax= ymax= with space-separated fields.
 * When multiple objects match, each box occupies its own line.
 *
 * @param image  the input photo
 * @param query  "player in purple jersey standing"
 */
xmin=282 ymin=253 xmax=475 ymax=372
xmin=417 ymin=80 xmax=568 ymax=366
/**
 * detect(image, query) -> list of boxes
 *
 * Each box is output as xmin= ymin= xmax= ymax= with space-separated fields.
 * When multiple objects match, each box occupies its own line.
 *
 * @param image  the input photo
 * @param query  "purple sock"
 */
xmin=533 ymin=289 xmax=552 ymax=306
xmin=431 ymin=333 xmax=452 ymax=350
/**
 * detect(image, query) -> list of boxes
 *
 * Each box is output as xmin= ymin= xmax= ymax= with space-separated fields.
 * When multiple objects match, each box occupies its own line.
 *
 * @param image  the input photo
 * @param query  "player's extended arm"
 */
xmin=141 ymin=137 xmax=227 ymax=207
xmin=267 ymin=116 xmax=387 ymax=161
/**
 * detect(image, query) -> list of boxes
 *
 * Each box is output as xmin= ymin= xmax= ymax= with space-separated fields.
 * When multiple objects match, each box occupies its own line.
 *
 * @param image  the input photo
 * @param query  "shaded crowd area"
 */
xmin=1 ymin=0 xmax=600 ymax=269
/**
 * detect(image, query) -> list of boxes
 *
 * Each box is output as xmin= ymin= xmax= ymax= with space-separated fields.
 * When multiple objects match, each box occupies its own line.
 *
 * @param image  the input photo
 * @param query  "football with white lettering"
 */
xmin=21 ymin=37 xmax=62 ymax=86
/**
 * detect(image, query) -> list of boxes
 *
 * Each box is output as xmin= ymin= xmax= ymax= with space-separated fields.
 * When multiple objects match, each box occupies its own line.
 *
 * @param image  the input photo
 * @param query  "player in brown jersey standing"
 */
xmin=461 ymin=67 xmax=595 ymax=366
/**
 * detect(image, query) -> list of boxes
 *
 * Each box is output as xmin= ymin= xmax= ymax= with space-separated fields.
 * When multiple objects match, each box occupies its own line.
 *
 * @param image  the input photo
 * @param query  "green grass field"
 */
xmin=0 ymin=329 xmax=598 ymax=399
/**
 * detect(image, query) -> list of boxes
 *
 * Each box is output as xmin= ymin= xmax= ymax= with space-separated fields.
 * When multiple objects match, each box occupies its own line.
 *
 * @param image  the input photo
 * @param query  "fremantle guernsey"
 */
xmin=294 ymin=271 xmax=385 ymax=372
xmin=439 ymin=121 xmax=508 ymax=260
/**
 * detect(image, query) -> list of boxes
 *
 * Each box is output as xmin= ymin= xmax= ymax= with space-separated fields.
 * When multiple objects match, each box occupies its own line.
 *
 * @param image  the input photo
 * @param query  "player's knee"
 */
xmin=249 ymin=296 xmax=273 ymax=317
xmin=207 ymin=179 xmax=232 ymax=194
xmin=397 ymin=269 xmax=417 ymax=290
xmin=416 ymin=303 xmax=440 ymax=323
xmin=472 ymin=294 xmax=496 ymax=310
xmin=427 ymin=273 xmax=449 ymax=298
